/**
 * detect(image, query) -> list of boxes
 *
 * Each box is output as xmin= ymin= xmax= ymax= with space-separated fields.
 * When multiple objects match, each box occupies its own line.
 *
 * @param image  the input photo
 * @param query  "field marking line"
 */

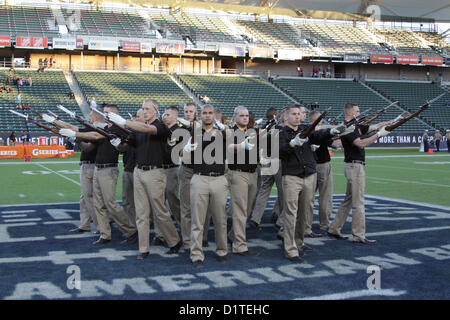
xmin=0 ymin=161 xmax=81 ymax=165
xmin=297 ymin=289 xmax=406 ymax=300
xmin=35 ymin=163 xmax=80 ymax=186
xmin=333 ymin=173 xmax=450 ymax=188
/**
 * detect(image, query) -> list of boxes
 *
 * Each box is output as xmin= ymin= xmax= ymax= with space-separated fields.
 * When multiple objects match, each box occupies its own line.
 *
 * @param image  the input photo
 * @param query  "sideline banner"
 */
xmin=0 ymin=146 xmax=24 ymax=159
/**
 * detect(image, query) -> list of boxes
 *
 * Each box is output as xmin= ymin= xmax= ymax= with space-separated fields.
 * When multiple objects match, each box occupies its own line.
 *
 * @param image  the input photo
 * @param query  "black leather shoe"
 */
xmin=327 ymin=232 xmax=349 ymax=240
xmin=70 ymin=228 xmax=90 ymax=233
xmin=271 ymin=212 xmax=278 ymax=224
xmin=137 ymin=252 xmax=149 ymax=260
xmin=277 ymin=234 xmax=284 ymax=242
xmin=152 ymin=237 xmax=165 ymax=246
xmin=192 ymin=260 xmax=204 ymax=268
xmin=93 ymin=237 xmax=110 ymax=245
xmin=166 ymin=241 xmax=182 ymax=254
xmin=202 ymin=240 xmax=209 ymax=247
xmin=286 ymin=256 xmax=304 ymax=263
xmin=121 ymin=232 xmax=137 ymax=245
xmin=227 ymin=236 xmax=233 ymax=244
xmin=233 ymin=250 xmax=259 ymax=257
xmin=301 ymin=244 xmax=314 ymax=252
xmin=353 ymin=238 xmax=377 ymax=244
xmin=247 ymin=220 xmax=260 ymax=231
xmin=216 ymin=255 xmax=227 ymax=262
xmin=305 ymin=232 xmax=323 ymax=238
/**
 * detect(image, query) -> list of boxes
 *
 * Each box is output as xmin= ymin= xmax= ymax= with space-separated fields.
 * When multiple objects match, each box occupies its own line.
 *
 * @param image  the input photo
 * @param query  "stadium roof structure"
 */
xmin=98 ymin=0 xmax=450 ymax=22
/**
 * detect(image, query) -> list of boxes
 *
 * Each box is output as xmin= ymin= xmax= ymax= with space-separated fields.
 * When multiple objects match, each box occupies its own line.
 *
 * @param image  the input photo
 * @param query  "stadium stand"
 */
xmin=365 ymin=80 xmax=450 ymax=130
xmin=0 ymin=69 xmax=79 ymax=132
xmin=273 ymin=77 xmax=433 ymax=132
xmin=177 ymin=74 xmax=293 ymax=118
xmin=0 ymin=6 xmax=60 ymax=39
xmin=73 ymin=71 xmax=192 ymax=116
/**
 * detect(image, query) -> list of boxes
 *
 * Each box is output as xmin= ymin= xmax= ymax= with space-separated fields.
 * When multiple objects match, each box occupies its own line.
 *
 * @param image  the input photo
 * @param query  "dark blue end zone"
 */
xmin=0 ymin=195 xmax=449 ymax=300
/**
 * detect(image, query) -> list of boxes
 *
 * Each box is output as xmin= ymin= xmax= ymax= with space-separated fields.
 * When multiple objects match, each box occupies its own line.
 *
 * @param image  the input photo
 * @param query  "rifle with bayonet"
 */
xmin=299 ymin=108 xmax=329 ymax=139
xmin=56 ymin=104 xmax=117 ymax=140
xmin=361 ymin=101 xmax=398 ymax=126
xmin=331 ymin=108 xmax=372 ymax=140
xmin=361 ymin=93 xmax=445 ymax=139
xmin=90 ymin=105 xmax=133 ymax=137
xmin=9 ymin=110 xmax=62 ymax=136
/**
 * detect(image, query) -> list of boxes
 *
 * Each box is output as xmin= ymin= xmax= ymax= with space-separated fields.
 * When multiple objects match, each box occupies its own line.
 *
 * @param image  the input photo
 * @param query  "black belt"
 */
xmin=346 ymin=160 xmax=365 ymax=166
xmin=137 ymin=165 xmax=163 ymax=171
xmin=195 ymin=172 xmax=223 ymax=177
xmin=80 ymin=161 xmax=95 ymax=165
xmin=95 ymin=163 xmax=118 ymax=169
xmin=163 ymin=164 xmax=179 ymax=169
xmin=230 ymin=168 xmax=256 ymax=173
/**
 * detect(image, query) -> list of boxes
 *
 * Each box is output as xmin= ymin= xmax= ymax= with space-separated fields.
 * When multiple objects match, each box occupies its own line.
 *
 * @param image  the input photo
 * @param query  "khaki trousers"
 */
xmin=93 ymin=167 xmax=136 ymax=240
xmin=79 ymin=163 xmax=97 ymax=230
xmin=165 ymin=166 xmax=181 ymax=227
xmin=316 ymin=162 xmax=334 ymax=230
xmin=250 ymin=160 xmax=284 ymax=225
xmin=178 ymin=165 xmax=211 ymax=250
xmin=282 ymin=174 xmax=316 ymax=258
xmin=228 ymin=170 xmax=258 ymax=253
xmin=328 ymin=163 xmax=366 ymax=241
xmin=122 ymin=170 xmax=136 ymax=228
xmin=134 ymin=167 xmax=180 ymax=253
xmin=190 ymin=175 xmax=229 ymax=262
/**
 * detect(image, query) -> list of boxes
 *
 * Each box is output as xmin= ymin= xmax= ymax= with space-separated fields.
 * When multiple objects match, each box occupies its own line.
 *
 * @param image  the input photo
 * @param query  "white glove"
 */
xmin=239 ymin=137 xmax=255 ymax=150
xmin=214 ymin=119 xmax=225 ymax=131
xmin=255 ymin=118 xmax=264 ymax=125
xmin=183 ymin=137 xmax=198 ymax=152
xmin=377 ymin=126 xmax=390 ymax=138
xmin=331 ymin=124 xmax=355 ymax=136
xmin=177 ymin=117 xmax=191 ymax=127
xmin=42 ymin=114 xmax=55 ymax=124
xmin=107 ymin=113 xmax=127 ymax=127
xmin=59 ymin=129 xmax=76 ymax=138
xmin=311 ymin=144 xmax=320 ymax=152
xmin=289 ymin=134 xmax=308 ymax=147
xmin=260 ymin=156 xmax=271 ymax=166
xmin=93 ymin=122 xmax=107 ymax=129
xmin=110 ymin=138 xmax=121 ymax=147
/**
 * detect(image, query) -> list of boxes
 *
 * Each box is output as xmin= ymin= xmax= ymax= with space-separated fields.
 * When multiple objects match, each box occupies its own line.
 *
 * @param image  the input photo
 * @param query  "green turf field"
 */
xmin=1 ymin=149 xmax=449 ymax=206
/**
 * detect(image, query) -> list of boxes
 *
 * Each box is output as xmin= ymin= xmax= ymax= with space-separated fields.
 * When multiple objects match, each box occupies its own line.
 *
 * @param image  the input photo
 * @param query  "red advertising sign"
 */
xmin=370 ymin=54 xmax=393 ymax=64
xmin=16 ymin=36 xmax=48 ymax=49
xmin=397 ymin=55 xmax=419 ymax=64
xmin=156 ymin=43 xmax=184 ymax=54
xmin=76 ymin=39 xmax=84 ymax=49
xmin=122 ymin=41 xmax=141 ymax=52
xmin=0 ymin=36 xmax=11 ymax=47
xmin=422 ymin=56 xmax=443 ymax=65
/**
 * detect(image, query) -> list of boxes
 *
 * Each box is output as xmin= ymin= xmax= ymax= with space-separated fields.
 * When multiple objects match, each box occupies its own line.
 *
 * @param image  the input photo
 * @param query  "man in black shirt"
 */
xmin=226 ymin=106 xmax=259 ymax=256
xmin=59 ymin=105 xmax=137 ymax=245
xmin=108 ymin=99 xmax=181 ymax=260
xmin=42 ymin=111 xmax=99 ymax=233
xmin=328 ymin=102 xmax=391 ymax=244
xmin=306 ymin=110 xmax=341 ymax=235
xmin=182 ymin=104 xmax=230 ymax=267
xmin=162 ymin=106 xmax=182 ymax=229
xmin=279 ymin=104 xmax=352 ymax=263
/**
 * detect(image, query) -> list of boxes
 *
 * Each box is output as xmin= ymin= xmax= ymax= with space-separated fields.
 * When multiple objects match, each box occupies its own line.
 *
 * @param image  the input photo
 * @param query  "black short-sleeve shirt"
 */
xmin=95 ymin=126 xmax=122 ymax=165
xmin=341 ymin=124 xmax=369 ymax=162
xmin=192 ymin=128 xmax=226 ymax=175
xmin=130 ymin=119 xmax=168 ymax=167
xmin=78 ymin=128 xmax=97 ymax=162
xmin=315 ymin=139 xmax=333 ymax=164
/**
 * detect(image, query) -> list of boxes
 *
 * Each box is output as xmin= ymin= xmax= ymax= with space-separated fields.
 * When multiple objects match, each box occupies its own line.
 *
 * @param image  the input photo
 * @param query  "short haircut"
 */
xmin=166 ymin=105 xmax=179 ymax=113
xmin=233 ymin=105 xmax=248 ymax=116
xmin=103 ymin=104 xmax=119 ymax=113
xmin=266 ymin=107 xmax=277 ymax=119
xmin=184 ymin=102 xmax=196 ymax=109
xmin=143 ymin=98 xmax=159 ymax=110
xmin=286 ymin=104 xmax=304 ymax=114
xmin=344 ymin=102 xmax=358 ymax=114
xmin=201 ymin=104 xmax=215 ymax=112
xmin=308 ymin=110 xmax=321 ymax=121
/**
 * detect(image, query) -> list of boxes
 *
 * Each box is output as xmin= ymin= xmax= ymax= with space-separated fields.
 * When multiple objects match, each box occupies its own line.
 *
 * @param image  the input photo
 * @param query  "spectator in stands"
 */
xmin=90 ymin=97 xmax=97 ymax=108
xmin=15 ymin=92 xmax=22 ymax=109
xmin=434 ymin=130 xmax=442 ymax=152
xmin=49 ymin=57 xmax=53 ymax=67
xmin=5 ymin=75 xmax=10 ymax=85
xmin=9 ymin=66 xmax=14 ymax=73
xmin=8 ymin=87 xmax=13 ymax=93
xmin=312 ymin=66 xmax=318 ymax=77
xmin=0 ymin=137 xmax=4 ymax=146
xmin=13 ymin=73 xmax=17 ymax=86
xmin=43 ymin=58 xmax=48 ymax=69
xmin=38 ymin=58 xmax=43 ymax=72
xmin=27 ymin=76 xmax=32 ymax=87
xmin=20 ymin=131 xmax=27 ymax=142
xmin=22 ymin=104 xmax=30 ymax=110
xmin=297 ymin=66 xmax=304 ymax=77
xmin=17 ymin=78 xmax=23 ymax=89
xmin=326 ymin=65 xmax=331 ymax=78
xmin=68 ymin=91 xmax=75 ymax=100
xmin=318 ymin=66 xmax=323 ymax=78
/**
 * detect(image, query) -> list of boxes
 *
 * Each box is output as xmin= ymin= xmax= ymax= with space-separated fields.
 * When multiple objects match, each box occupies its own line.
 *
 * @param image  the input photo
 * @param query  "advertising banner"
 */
xmin=397 ymin=55 xmax=419 ymax=64
xmin=422 ymin=56 xmax=443 ymax=65
xmin=370 ymin=54 xmax=393 ymax=64
xmin=249 ymin=46 xmax=274 ymax=59
xmin=277 ymin=49 xmax=302 ymax=60
xmin=0 ymin=36 xmax=11 ymax=47
xmin=16 ymin=36 xmax=48 ymax=49
xmin=88 ymin=40 xmax=119 ymax=51
xmin=218 ymin=45 xmax=245 ymax=57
